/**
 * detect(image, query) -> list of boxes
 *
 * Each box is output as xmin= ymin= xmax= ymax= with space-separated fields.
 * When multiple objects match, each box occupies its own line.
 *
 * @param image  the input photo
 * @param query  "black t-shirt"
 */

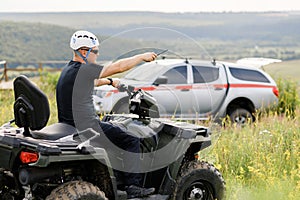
xmin=56 ymin=61 xmax=103 ymax=130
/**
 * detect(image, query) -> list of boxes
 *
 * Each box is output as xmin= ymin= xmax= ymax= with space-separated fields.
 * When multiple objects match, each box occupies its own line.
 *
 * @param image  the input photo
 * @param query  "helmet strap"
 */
xmin=75 ymin=48 xmax=92 ymax=64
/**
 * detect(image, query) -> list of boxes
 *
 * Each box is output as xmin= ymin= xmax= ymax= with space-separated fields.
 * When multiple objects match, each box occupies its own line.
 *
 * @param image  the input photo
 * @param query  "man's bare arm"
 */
xmin=99 ymin=52 xmax=157 ymax=78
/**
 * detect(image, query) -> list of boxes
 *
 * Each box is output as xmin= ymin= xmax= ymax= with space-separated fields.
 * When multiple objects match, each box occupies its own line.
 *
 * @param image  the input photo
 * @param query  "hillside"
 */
xmin=1 ymin=11 xmax=300 ymax=41
xmin=1 ymin=11 xmax=300 ymax=63
xmin=0 ymin=21 xmax=74 ymax=62
xmin=265 ymin=60 xmax=300 ymax=82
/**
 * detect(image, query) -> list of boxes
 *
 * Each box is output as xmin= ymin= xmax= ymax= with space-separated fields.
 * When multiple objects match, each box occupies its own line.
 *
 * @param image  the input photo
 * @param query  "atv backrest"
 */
xmin=13 ymin=75 xmax=50 ymax=134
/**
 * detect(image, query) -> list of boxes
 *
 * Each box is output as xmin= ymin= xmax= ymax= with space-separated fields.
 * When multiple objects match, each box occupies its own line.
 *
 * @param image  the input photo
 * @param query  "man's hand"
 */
xmin=94 ymin=78 xmax=120 ymax=87
xmin=140 ymin=52 xmax=157 ymax=62
xmin=112 ymin=78 xmax=121 ymax=88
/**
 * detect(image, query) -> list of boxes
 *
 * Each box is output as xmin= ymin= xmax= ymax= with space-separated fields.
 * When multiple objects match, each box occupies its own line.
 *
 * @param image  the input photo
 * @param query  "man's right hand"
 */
xmin=140 ymin=52 xmax=157 ymax=62
xmin=112 ymin=78 xmax=121 ymax=88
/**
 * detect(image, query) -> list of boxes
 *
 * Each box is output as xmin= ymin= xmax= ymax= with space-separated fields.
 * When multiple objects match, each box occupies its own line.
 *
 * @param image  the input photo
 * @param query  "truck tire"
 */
xmin=45 ymin=181 xmax=108 ymax=200
xmin=111 ymin=99 xmax=129 ymax=114
xmin=229 ymin=108 xmax=253 ymax=125
xmin=173 ymin=161 xmax=225 ymax=200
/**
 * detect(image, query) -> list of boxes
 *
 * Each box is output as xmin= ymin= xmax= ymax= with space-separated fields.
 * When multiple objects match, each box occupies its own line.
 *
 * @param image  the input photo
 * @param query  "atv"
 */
xmin=0 ymin=75 xmax=225 ymax=200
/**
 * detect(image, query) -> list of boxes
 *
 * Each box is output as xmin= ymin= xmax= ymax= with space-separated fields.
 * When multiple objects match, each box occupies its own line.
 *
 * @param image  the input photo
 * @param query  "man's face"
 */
xmin=87 ymin=46 xmax=99 ymax=64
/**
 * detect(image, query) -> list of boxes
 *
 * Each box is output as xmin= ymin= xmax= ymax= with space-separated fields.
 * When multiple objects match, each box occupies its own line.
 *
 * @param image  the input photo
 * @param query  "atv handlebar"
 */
xmin=117 ymin=84 xmax=134 ymax=96
xmin=117 ymin=84 xmax=160 ymax=118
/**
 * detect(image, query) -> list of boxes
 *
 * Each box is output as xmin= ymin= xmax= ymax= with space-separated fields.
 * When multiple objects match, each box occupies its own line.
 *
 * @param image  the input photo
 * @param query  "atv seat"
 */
xmin=31 ymin=123 xmax=77 ymax=140
xmin=13 ymin=75 xmax=77 ymax=139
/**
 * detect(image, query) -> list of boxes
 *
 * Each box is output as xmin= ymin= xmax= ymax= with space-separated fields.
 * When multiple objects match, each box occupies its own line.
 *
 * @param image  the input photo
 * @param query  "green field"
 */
xmin=265 ymin=60 xmax=300 ymax=83
xmin=203 ymin=111 xmax=300 ymax=200
xmin=265 ymin=60 xmax=300 ymax=101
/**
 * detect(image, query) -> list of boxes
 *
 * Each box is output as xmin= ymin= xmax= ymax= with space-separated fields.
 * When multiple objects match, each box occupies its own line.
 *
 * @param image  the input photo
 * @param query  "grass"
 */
xmin=200 ymin=111 xmax=300 ymax=200
xmin=0 ymin=73 xmax=59 ymax=125
xmin=0 ymin=89 xmax=14 ymax=123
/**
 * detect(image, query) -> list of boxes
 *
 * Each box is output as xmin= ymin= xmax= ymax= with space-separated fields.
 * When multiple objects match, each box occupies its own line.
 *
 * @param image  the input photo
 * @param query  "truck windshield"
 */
xmin=124 ymin=63 xmax=166 ymax=81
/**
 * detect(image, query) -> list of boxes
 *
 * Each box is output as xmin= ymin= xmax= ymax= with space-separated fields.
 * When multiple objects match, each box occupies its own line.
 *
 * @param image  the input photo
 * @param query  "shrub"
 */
xmin=275 ymin=78 xmax=299 ymax=118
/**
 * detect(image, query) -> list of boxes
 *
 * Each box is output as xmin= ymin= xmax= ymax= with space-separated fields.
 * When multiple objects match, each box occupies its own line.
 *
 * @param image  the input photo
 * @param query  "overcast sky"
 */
xmin=0 ymin=0 xmax=299 ymax=13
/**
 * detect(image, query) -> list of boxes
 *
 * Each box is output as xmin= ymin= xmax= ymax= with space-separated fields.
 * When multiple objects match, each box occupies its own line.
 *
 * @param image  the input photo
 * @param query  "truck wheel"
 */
xmin=229 ymin=108 xmax=253 ymax=125
xmin=173 ymin=161 xmax=225 ymax=200
xmin=45 ymin=181 xmax=108 ymax=200
xmin=112 ymin=102 xmax=129 ymax=114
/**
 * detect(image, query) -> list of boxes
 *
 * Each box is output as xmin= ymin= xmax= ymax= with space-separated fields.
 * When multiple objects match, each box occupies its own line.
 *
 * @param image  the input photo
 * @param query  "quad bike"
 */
xmin=0 ymin=75 xmax=225 ymax=200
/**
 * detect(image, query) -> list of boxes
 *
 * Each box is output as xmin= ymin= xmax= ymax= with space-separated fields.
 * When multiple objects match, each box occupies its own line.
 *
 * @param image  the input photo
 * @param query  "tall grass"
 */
xmin=201 ymin=78 xmax=300 ymax=200
xmin=203 ymin=113 xmax=300 ymax=200
xmin=38 ymin=72 xmax=60 ymax=124
xmin=0 ymin=89 xmax=14 ymax=123
xmin=0 ymin=72 xmax=59 ymax=125
xmin=276 ymin=78 xmax=299 ymax=118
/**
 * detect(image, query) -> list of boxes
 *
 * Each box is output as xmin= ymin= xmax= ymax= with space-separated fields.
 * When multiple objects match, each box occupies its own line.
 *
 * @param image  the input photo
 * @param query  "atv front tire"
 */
xmin=45 ymin=181 xmax=108 ymax=200
xmin=173 ymin=161 xmax=225 ymax=200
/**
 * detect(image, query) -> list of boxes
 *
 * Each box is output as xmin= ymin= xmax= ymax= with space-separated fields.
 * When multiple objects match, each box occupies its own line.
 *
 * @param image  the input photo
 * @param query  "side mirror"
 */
xmin=153 ymin=76 xmax=168 ymax=86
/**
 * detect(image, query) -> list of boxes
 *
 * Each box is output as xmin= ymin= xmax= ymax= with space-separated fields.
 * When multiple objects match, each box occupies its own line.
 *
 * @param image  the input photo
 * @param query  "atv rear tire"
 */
xmin=0 ymin=171 xmax=14 ymax=200
xmin=45 ymin=181 xmax=108 ymax=200
xmin=173 ymin=161 xmax=225 ymax=200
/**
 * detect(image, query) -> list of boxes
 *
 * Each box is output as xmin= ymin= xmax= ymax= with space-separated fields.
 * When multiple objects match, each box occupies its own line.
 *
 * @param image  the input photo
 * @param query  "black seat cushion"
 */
xmin=31 ymin=123 xmax=77 ymax=140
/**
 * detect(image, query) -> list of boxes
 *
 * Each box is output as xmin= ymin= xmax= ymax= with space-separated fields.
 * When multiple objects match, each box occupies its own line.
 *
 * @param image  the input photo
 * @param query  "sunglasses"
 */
xmin=80 ymin=48 xmax=99 ymax=55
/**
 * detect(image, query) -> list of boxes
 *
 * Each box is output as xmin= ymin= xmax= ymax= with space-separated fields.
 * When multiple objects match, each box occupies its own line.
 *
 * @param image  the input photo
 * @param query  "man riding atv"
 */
xmin=56 ymin=30 xmax=157 ymax=198
xmin=0 ymin=30 xmax=225 ymax=200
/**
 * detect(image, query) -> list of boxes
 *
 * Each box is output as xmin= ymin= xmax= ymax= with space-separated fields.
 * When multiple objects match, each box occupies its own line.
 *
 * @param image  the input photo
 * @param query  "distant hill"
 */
xmin=1 ymin=11 xmax=300 ymax=41
xmin=0 ymin=21 xmax=74 ymax=62
xmin=1 ymin=11 xmax=300 ymax=62
xmin=265 ymin=60 xmax=300 ymax=82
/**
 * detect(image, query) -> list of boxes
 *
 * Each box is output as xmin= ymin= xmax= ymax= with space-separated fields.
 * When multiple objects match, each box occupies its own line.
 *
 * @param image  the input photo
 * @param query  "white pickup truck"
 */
xmin=93 ymin=58 xmax=280 ymax=125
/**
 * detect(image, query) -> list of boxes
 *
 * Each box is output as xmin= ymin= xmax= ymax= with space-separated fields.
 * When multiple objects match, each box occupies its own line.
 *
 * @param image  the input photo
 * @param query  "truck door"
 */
xmin=190 ymin=64 xmax=227 ymax=117
xmin=152 ymin=65 xmax=194 ymax=118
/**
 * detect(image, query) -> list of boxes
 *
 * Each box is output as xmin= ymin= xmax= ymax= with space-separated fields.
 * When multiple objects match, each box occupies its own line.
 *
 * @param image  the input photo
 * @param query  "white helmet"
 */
xmin=70 ymin=30 xmax=99 ymax=50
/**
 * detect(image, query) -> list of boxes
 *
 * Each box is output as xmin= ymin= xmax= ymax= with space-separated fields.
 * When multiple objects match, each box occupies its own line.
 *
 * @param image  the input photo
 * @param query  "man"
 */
xmin=56 ymin=30 xmax=157 ymax=198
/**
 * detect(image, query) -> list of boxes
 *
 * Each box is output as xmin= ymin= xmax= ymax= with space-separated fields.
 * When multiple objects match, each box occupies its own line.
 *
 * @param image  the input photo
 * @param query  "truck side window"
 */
xmin=192 ymin=66 xmax=219 ymax=83
xmin=163 ymin=66 xmax=187 ymax=84
xmin=229 ymin=68 xmax=270 ymax=83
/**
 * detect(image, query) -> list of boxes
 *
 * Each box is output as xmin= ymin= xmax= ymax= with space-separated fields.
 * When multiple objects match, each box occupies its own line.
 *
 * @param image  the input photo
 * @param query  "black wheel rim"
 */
xmin=183 ymin=181 xmax=214 ymax=200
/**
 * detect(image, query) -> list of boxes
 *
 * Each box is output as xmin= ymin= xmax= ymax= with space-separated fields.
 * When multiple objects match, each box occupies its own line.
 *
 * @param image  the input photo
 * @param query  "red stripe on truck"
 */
xmin=108 ymin=83 xmax=278 ymax=97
